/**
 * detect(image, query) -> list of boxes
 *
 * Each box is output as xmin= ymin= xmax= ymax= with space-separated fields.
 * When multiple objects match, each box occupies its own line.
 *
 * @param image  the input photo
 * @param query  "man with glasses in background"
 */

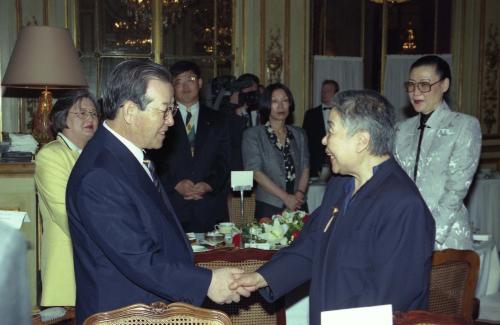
xmin=67 ymin=60 xmax=246 ymax=324
xmin=149 ymin=60 xmax=231 ymax=233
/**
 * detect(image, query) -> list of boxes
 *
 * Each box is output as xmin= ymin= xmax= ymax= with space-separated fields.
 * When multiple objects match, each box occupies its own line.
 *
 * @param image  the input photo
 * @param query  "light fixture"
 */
xmin=402 ymin=21 xmax=417 ymax=51
xmin=1 ymin=26 xmax=88 ymax=145
xmin=370 ymin=0 xmax=410 ymax=4
xmin=113 ymin=0 xmax=193 ymax=48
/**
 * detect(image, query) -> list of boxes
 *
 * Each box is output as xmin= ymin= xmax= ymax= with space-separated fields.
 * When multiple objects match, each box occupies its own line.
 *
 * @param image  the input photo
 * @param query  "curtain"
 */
xmin=383 ymin=54 xmax=452 ymax=122
xmin=312 ymin=56 xmax=364 ymax=107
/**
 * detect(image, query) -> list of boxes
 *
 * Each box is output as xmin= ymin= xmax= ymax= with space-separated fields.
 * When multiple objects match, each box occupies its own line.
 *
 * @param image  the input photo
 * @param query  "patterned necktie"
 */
xmin=185 ymin=108 xmax=195 ymax=156
xmin=143 ymin=154 xmax=160 ymax=190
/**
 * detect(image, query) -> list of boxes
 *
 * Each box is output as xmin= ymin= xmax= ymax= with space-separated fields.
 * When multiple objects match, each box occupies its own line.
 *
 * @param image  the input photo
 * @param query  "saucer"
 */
xmin=191 ymin=245 xmax=208 ymax=253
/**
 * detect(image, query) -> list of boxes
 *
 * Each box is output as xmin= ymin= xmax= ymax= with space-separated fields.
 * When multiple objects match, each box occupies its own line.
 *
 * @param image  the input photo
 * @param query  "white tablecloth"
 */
xmin=0 ymin=223 xmax=31 ymax=325
xmin=474 ymin=240 xmax=500 ymax=297
xmin=307 ymin=181 xmax=327 ymax=212
xmin=467 ymin=174 xmax=500 ymax=250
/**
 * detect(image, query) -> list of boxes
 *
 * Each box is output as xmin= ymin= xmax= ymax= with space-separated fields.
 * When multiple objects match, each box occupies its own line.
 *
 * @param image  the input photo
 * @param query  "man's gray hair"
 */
xmin=332 ymin=90 xmax=395 ymax=156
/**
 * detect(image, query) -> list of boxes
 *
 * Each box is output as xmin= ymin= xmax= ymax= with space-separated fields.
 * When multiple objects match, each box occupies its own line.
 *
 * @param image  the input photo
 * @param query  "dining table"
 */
xmin=307 ymin=178 xmax=328 ymax=212
xmin=466 ymin=172 xmax=500 ymax=250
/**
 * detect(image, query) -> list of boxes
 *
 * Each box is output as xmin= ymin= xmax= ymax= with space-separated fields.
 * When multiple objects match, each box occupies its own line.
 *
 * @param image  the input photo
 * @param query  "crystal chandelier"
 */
xmin=113 ymin=0 xmax=192 ymax=48
xmin=402 ymin=21 xmax=417 ymax=51
xmin=121 ymin=0 xmax=192 ymax=27
xmin=370 ymin=0 xmax=410 ymax=3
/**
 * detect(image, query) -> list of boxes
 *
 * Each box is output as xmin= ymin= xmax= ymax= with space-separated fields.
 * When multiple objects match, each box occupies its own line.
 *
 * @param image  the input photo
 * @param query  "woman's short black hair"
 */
xmin=410 ymin=55 xmax=452 ymax=104
xmin=259 ymin=83 xmax=295 ymax=124
xmin=50 ymin=90 xmax=98 ymax=134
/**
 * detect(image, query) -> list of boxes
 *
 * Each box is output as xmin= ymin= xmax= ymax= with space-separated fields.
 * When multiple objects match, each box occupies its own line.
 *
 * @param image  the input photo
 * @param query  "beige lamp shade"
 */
xmin=2 ymin=25 xmax=87 ymax=89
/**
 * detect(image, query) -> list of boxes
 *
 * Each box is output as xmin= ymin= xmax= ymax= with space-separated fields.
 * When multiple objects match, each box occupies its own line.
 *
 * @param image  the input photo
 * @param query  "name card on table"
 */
xmin=321 ymin=304 xmax=393 ymax=325
xmin=231 ymin=171 xmax=253 ymax=191
xmin=0 ymin=210 xmax=31 ymax=230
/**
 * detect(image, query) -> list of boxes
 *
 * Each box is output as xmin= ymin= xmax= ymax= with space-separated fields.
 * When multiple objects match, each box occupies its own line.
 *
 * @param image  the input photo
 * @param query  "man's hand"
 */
xmin=229 ymin=272 xmax=268 ymax=293
xmin=207 ymin=268 xmax=251 ymax=304
xmin=193 ymin=182 xmax=212 ymax=196
xmin=175 ymin=179 xmax=196 ymax=197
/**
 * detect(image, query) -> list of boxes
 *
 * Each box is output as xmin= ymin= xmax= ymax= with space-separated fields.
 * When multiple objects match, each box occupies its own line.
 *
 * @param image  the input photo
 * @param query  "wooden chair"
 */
xmin=195 ymin=248 xmax=286 ymax=325
xmin=394 ymin=310 xmax=474 ymax=325
xmin=428 ymin=249 xmax=480 ymax=320
xmin=83 ymin=301 xmax=232 ymax=325
xmin=228 ymin=193 xmax=256 ymax=228
xmin=32 ymin=307 xmax=76 ymax=325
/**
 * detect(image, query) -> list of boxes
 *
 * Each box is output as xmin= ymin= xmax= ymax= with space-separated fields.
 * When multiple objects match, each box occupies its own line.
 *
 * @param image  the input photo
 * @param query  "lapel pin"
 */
xmin=323 ymin=207 xmax=339 ymax=233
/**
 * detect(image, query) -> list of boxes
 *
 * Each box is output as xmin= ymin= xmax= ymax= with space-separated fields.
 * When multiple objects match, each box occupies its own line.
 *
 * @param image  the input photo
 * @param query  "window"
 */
xmin=77 ymin=0 xmax=232 ymax=97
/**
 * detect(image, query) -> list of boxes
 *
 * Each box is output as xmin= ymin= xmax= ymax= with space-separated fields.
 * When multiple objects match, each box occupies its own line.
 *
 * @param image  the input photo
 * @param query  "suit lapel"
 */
xmin=418 ymin=104 xmax=449 ymax=163
xmin=101 ymin=128 xmax=190 ymax=250
xmin=316 ymin=107 xmax=326 ymax=135
xmin=193 ymin=106 xmax=211 ymax=158
xmin=173 ymin=112 xmax=193 ymax=158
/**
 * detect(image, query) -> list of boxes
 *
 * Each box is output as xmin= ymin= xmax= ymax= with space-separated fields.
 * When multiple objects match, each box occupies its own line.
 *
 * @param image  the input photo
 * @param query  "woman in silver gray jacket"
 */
xmin=242 ymin=83 xmax=310 ymax=220
xmin=394 ymin=55 xmax=481 ymax=250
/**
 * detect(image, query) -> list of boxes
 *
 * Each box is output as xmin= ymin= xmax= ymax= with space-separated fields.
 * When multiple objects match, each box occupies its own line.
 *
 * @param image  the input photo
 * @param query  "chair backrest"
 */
xmin=195 ymin=248 xmax=286 ymax=325
xmin=394 ymin=310 xmax=474 ymax=325
xmin=83 ymin=301 xmax=232 ymax=325
xmin=428 ymin=249 xmax=479 ymax=320
xmin=229 ymin=193 xmax=256 ymax=227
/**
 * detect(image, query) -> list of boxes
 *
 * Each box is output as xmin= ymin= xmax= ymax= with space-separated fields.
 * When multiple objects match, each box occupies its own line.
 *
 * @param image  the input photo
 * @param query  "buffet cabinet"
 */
xmin=0 ymin=162 xmax=39 ymax=310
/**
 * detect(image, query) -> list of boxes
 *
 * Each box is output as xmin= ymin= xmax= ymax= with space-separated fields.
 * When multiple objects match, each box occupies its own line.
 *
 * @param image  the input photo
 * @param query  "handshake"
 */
xmin=207 ymin=268 xmax=268 ymax=304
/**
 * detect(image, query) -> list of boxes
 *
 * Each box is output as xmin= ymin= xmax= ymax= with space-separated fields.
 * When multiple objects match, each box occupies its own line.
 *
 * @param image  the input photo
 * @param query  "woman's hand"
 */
xmin=283 ymin=194 xmax=299 ymax=210
xmin=294 ymin=191 xmax=305 ymax=209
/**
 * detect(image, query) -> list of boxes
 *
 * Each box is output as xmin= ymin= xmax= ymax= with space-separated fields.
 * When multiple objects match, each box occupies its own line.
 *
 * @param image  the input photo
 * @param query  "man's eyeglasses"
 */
xmin=173 ymin=75 xmax=197 ymax=88
xmin=70 ymin=110 xmax=98 ymax=120
xmin=159 ymin=104 xmax=179 ymax=119
xmin=404 ymin=79 xmax=443 ymax=93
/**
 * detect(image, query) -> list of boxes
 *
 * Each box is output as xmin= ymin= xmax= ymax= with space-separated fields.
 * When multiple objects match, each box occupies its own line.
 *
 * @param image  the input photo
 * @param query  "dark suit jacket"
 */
xmin=67 ymin=126 xmax=212 ymax=324
xmin=150 ymin=105 xmax=230 ymax=232
xmin=302 ymin=105 xmax=327 ymax=177
xmin=257 ymin=157 xmax=436 ymax=325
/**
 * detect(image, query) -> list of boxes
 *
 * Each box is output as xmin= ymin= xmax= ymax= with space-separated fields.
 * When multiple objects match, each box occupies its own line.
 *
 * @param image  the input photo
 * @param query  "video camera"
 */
xmin=211 ymin=74 xmax=260 ymax=111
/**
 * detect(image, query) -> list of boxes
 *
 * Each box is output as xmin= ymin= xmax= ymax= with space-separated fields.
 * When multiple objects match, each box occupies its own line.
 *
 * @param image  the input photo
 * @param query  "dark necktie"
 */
xmin=413 ymin=114 xmax=431 ymax=181
xmin=143 ymin=154 xmax=160 ymax=190
xmin=323 ymin=107 xmax=331 ymax=111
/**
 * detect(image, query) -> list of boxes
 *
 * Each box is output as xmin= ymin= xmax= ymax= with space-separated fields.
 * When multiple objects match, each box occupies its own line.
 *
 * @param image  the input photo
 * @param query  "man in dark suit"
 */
xmin=231 ymin=90 xmax=436 ymax=325
xmin=150 ymin=61 xmax=230 ymax=233
xmin=67 ymin=60 xmax=248 ymax=324
xmin=302 ymin=79 xmax=339 ymax=177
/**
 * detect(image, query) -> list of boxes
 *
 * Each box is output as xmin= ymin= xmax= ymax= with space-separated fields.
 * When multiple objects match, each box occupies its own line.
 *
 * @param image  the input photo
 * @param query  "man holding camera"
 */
xmin=223 ymin=73 xmax=261 ymax=171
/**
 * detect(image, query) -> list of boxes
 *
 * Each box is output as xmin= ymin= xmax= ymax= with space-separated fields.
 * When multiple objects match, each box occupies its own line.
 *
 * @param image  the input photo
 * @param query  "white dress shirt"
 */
xmin=178 ymin=102 xmax=200 ymax=133
xmin=103 ymin=121 xmax=153 ymax=181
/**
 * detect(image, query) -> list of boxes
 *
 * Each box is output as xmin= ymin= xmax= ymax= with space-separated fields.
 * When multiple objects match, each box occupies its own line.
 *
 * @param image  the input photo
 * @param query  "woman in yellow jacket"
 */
xmin=35 ymin=90 xmax=99 ymax=306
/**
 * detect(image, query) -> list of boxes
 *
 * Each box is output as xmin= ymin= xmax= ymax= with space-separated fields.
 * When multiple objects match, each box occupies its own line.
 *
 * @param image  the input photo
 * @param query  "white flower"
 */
xmin=258 ymin=218 xmax=289 ymax=245
xmin=248 ymin=224 xmax=262 ymax=235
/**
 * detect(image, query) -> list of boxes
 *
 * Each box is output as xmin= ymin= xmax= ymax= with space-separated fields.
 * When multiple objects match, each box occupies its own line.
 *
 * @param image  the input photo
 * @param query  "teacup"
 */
xmin=215 ymin=222 xmax=236 ymax=234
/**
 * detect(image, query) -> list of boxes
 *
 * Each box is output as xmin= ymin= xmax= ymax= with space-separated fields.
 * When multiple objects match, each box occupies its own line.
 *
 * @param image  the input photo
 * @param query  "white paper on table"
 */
xmin=321 ymin=304 xmax=393 ymax=325
xmin=0 ymin=210 xmax=31 ymax=230
xmin=231 ymin=171 xmax=253 ymax=191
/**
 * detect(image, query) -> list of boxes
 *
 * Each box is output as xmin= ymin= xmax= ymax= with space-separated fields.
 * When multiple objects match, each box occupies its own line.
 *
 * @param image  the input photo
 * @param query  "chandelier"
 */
xmin=112 ymin=0 xmax=192 ymax=48
xmin=370 ymin=0 xmax=410 ymax=3
xmin=121 ymin=0 xmax=192 ymax=28
xmin=402 ymin=21 xmax=417 ymax=51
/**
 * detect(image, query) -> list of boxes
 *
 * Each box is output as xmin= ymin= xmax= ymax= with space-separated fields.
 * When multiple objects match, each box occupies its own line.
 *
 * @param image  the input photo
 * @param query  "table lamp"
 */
xmin=1 ymin=26 xmax=88 ymax=145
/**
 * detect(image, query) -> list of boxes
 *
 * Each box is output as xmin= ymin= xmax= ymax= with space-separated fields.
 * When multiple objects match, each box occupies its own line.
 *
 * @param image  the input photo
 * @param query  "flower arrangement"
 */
xmin=242 ymin=210 xmax=310 ymax=247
